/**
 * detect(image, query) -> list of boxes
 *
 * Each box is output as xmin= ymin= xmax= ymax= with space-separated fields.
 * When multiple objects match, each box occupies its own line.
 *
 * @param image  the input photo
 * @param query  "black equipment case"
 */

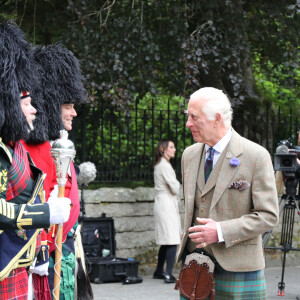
xmin=87 ymin=257 xmax=140 ymax=284
xmin=81 ymin=213 xmax=141 ymax=284
xmin=81 ymin=213 xmax=116 ymax=258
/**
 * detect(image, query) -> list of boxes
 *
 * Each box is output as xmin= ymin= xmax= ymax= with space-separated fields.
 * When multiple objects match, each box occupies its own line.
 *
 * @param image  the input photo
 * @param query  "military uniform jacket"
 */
xmin=0 ymin=139 xmax=50 ymax=280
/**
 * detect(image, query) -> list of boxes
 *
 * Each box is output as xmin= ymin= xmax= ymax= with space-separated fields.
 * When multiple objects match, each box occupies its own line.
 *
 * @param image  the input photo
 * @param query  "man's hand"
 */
xmin=188 ymin=218 xmax=218 ymax=248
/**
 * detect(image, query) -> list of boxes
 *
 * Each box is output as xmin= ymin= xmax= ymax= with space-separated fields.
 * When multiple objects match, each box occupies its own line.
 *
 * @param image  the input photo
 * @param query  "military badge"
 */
xmin=15 ymin=230 xmax=27 ymax=240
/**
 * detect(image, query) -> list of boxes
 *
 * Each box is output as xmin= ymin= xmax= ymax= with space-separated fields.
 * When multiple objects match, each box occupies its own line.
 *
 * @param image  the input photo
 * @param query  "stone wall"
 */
xmin=81 ymin=186 xmax=300 ymax=267
xmin=81 ymin=186 xmax=184 ymax=265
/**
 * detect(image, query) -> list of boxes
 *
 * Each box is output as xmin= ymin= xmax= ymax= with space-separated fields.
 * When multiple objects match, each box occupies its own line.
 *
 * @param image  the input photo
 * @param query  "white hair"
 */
xmin=190 ymin=87 xmax=233 ymax=127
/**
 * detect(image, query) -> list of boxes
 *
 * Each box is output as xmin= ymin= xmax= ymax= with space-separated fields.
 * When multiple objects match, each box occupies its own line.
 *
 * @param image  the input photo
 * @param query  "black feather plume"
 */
xmin=0 ymin=20 xmax=40 ymax=143
xmin=32 ymin=44 xmax=88 ymax=140
xmin=25 ymin=78 xmax=49 ymax=144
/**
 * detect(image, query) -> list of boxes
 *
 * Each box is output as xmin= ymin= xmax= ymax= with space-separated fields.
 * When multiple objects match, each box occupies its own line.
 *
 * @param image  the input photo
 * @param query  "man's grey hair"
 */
xmin=190 ymin=87 xmax=233 ymax=127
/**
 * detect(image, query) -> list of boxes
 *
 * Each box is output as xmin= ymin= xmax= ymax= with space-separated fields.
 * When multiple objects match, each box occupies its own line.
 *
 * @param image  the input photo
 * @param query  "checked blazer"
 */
xmin=177 ymin=129 xmax=279 ymax=272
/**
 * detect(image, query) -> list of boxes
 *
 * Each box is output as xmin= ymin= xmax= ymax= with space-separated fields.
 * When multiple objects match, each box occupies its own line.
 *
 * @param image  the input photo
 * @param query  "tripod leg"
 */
xmin=278 ymin=251 xmax=286 ymax=296
xmin=278 ymin=199 xmax=296 ymax=296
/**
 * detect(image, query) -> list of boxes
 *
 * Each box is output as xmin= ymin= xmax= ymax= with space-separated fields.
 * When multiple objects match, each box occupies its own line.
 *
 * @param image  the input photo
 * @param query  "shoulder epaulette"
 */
xmin=0 ymin=138 xmax=12 ymax=163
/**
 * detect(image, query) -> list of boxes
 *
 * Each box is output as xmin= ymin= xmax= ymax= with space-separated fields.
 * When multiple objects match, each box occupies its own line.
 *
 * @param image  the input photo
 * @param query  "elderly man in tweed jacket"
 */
xmin=178 ymin=87 xmax=279 ymax=299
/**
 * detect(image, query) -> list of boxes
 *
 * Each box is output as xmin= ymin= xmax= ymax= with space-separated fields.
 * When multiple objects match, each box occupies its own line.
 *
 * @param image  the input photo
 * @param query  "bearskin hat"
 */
xmin=25 ymin=87 xmax=49 ymax=144
xmin=0 ymin=20 xmax=40 ymax=143
xmin=32 ymin=44 xmax=88 ymax=140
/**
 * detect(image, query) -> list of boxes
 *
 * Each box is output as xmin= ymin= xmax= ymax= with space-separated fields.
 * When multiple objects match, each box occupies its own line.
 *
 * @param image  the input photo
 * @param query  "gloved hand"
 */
xmin=48 ymin=195 xmax=71 ymax=224
xmin=32 ymin=262 xmax=49 ymax=276
xmin=50 ymin=184 xmax=59 ymax=198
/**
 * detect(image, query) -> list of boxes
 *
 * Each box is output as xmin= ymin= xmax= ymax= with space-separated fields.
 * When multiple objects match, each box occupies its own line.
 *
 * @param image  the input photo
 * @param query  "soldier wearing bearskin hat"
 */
xmin=0 ymin=20 xmax=72 ymax=300
xmin=20 ymin=90 xmax=56 ymax=299
xmin=30 ymin=44 xmax=92 ymax=300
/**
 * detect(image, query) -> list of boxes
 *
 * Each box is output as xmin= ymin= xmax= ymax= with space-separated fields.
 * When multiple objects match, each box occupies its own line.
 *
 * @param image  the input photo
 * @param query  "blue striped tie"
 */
xmin=204 ymin=147 xmax=215 ymax=183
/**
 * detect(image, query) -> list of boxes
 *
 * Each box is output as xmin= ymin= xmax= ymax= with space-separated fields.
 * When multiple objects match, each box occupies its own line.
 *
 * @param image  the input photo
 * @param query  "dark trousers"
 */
xmin=155 ymin=245 xmax=177 ymax=275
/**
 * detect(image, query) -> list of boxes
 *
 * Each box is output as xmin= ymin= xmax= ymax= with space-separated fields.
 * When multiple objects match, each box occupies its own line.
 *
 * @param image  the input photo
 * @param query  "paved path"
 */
xmin=91 ymin=266 xmax=300 ymax=300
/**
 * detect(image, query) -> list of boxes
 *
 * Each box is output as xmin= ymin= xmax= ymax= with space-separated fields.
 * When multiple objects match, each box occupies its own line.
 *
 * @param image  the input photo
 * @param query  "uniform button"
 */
xmin=201 ymin=198 xmax=205 ymax=202
xmin=200 ymin=208 xmax=204 ymax=212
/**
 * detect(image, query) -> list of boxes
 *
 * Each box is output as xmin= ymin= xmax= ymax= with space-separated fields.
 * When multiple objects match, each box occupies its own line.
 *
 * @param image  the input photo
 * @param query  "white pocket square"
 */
xmin=228 ymin=180 xmax=250 ymax=191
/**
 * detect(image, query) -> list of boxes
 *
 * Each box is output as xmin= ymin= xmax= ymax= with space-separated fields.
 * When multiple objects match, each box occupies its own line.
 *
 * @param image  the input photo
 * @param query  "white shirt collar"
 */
xmin=205 ymin=127 xmax=232 ymax=154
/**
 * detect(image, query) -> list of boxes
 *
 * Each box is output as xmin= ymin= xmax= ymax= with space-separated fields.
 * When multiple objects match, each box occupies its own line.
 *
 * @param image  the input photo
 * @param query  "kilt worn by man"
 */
xmin=177 ymin=87 xmax=279 ymax=299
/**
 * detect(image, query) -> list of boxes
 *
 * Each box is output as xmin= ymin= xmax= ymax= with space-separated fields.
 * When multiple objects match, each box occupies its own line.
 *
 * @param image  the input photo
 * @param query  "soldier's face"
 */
xmin=61 ymin=104 xmax=77 ymax=131
xmin=21 ymin=96 xmax=36 ymax=130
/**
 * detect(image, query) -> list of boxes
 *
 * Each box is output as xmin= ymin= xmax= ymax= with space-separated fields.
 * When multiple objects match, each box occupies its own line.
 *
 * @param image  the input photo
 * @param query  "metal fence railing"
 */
xmin=70 ymin=101 xmax=299 ymax=183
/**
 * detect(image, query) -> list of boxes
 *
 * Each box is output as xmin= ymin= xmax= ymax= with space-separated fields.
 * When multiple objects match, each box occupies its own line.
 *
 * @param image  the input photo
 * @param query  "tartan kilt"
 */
xmin=180 ymin=269 xmax=267 ymax=300
xmin=0 ymin=268 xmax=28 ymax=300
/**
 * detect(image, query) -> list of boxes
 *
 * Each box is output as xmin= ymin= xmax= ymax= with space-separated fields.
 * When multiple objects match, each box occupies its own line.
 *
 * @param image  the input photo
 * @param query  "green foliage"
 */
xmin=131 ymin=90 xmax=185 ymax=111
xmin=72 ymin=91 xmax=192 ymax=182
xmin=1 ymin=0 xmax=300 ymax=182
xmin=0 ymin=0 xmax=69 ymax=44
xmin=1 ymin=0 xmax=299 ymax=109
xmin=64 ymin=0 xmax=186 ymax=109
xmin=253 ymin=52 xmax=300 ymax=113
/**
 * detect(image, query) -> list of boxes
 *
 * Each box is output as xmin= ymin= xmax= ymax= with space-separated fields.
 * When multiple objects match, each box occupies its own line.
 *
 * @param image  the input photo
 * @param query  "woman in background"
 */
xmin=153 ymin=140 xmax=181 ymax=284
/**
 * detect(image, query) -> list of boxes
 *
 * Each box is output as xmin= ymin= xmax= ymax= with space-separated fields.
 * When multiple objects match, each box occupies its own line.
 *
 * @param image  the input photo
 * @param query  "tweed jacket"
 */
xmin=177 ymin=129 xmax=279 ymax=272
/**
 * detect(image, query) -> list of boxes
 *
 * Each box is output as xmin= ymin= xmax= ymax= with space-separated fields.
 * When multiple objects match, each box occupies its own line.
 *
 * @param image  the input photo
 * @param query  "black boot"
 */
xmin=153 ymin=271 xmax=166 ymax=280
xmin=164 ymin=274 xmax=176 ymax=283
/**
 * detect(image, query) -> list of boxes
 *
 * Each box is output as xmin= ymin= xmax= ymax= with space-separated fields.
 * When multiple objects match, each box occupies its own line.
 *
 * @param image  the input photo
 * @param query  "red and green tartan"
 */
xmin=6 ymin=142 xmax=31 ymax=201
xmin=0 ymin=268 xmax=28 ymax=300
xmin=0 ymin=141 xmax=33 ymax=299
xmin=180 ymin=269 xmax=266 ymax=300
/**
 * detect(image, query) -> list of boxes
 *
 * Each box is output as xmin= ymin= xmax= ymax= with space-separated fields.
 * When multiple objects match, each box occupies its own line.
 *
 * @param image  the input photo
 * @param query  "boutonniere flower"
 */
xmin=229 ymin=157 xmax=240 ymax=167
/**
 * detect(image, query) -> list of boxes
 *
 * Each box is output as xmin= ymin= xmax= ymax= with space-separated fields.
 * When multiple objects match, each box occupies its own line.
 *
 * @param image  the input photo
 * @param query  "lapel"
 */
xmin=196 ymin=149 xmax=206 ymax=193
xmin=210 ymin=129 xmax=244 ymax=210
xmin=185 ymin=143 xmax=205 ymax=225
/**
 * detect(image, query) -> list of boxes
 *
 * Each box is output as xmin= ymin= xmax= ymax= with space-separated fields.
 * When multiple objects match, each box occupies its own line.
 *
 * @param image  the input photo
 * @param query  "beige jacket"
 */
xmin=154 ymin=157 xmax=181 ymax=245
xmin=177 ymin=129 xmax=279 ymax=271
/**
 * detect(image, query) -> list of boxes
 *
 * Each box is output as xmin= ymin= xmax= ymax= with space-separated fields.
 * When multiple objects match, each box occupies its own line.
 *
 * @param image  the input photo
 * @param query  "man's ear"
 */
xmin=215 ymin=113 xmax=222 ymax=126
